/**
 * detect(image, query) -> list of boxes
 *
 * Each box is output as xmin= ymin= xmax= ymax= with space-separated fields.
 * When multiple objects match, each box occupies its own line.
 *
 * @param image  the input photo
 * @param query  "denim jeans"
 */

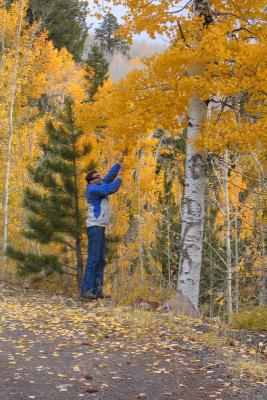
xmin=80 ymin=226 xmax=106 ymax=293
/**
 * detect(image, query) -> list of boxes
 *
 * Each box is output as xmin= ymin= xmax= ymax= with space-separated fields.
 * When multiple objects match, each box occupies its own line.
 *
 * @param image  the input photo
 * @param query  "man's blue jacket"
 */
xmin=86 ymin=163 xmax=122 ymax=228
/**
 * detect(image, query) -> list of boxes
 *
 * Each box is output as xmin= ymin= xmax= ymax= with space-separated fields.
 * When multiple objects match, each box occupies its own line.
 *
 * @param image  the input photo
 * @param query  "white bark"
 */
xmin=234 ymin=164 xmax=239 ymax=312
xmin=167 ymin=214 xmax=171 ymax=288
xmin=208 ymin=220 xmax=214 ymax=318
xmin=259 ymin=232 xmax=267 ymax=306
xmin=2 ymin=0 xmax=24 ymax=275
xmin=259 ymin=195 xmax=267 ymax=306
xmin=224 ymin=149 xmax=233 ymax=322
xmin=112 ymin=192 xmax=119 ymax=290
xmin=178 ymin=96 xmax=207 ymax=309
xmin=233 ymin=104 xmax=240 ymax=312
xmin=251 ymin=151 xmax=267 ymax=305
xmin=0 ymin=0 xmax=6 ymax=76
xmin=137 ymin=150 xmax=144 ymax=284
xmin=177 ymin=0 xmax=212 ymax=310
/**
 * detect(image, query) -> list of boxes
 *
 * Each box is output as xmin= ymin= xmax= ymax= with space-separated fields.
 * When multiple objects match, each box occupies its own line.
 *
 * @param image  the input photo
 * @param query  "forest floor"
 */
xmin=0 ymin=283 xmax=266 ymax=400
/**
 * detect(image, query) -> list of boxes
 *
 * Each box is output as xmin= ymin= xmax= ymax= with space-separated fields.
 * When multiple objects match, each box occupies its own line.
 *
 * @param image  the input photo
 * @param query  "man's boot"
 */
xmin=96 ymin=290 xmax=111 ymax=299
xmin=80 ymin=290 xmax=97 ymax=300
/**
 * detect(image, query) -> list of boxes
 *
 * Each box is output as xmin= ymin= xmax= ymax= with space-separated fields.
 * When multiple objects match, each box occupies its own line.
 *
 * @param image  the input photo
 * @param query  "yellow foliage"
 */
xmin=89 ymin=0 xmax=267 ymax=153
xmin=0 ymin=1 xmax=87 ymax=274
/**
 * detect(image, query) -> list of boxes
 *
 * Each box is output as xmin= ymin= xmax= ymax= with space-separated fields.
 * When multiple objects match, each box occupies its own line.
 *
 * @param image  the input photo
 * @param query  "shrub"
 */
xmin=110 ymin=272 xmax=174 ymax=306
xmin=231 ymin=306 xmax=267 ymax=331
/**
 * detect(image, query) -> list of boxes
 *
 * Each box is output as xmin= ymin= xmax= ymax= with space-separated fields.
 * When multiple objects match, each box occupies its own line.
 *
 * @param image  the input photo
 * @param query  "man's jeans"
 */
xmin=80 ymin=226 xmax=106 ymax=294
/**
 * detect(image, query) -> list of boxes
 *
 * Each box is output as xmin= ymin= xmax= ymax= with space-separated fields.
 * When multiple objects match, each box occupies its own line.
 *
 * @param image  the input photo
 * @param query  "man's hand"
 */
xmin=118 ymin=166 xmax=124 ymax=180
xmin=118 ymin=149 xmax=128 ymax=165
xmin=118 ymin=154 xmax=124 ymax=165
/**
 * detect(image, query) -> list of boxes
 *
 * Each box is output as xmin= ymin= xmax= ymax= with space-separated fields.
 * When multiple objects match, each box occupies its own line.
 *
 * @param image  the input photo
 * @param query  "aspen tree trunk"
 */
xmin=260 ymin=236 xmax=267 ymax=305
xmin=251 ymin=151 xmax=267 ymax=305
xmin=2 ymin=0 xmax=24 ymax=276
xmin=208 ymin=218 xmax=214 ymax=318
xmin=234 ymin=205 xmax=239 ymax=312
xmin=178 ymin=97 xmax=207 ymax=309
xmin=114 ymin=240 xmax=119 ymax=290
xmin=258 ymin=165 xmax=266 ymax=306
xmin=224 ymin=149 xmax=233 ymax=322
xmin=234 ymin=163 xmax=239 ymax=312
xmin=178 ymin=0 xmax=212 ymax=310
xmin=166 ymin=213 xmax=171 ymax=288
xmin=112 ymin=193 xmax=119 ymax=291
xmin=137 ymin=150 xmax=144 ymax=284
xmin=233 ymin=103 xmax=240 ymax=312
xmin=0 ymin=0 xmax=6 ymax=75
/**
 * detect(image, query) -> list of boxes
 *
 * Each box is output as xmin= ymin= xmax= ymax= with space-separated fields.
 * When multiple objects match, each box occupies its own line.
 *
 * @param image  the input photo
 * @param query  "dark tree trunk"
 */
xmin=76 ymin=237 xmax=83 ymax=288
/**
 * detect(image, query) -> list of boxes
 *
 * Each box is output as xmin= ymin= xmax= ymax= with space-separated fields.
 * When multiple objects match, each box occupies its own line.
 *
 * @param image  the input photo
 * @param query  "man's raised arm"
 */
xmin=102 ymin=153 xmax=125 ymax=184
xmin=90 ymin=176 xmax=122 ymax=197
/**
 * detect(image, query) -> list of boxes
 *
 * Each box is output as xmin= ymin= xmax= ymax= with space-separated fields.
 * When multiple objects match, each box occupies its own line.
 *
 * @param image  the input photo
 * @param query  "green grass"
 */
xmin=231 ymin=306 xmax=267 ymax=331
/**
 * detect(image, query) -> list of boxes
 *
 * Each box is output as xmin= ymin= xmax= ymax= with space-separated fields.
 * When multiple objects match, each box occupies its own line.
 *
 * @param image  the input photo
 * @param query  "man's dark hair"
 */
xmin=86 ymin=170 xmax=97 ymax=184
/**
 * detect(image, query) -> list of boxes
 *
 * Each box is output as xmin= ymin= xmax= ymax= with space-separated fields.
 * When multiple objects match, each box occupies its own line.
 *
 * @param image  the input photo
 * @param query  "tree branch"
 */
xmin=177 ymin=21 xmax=191 ymax=48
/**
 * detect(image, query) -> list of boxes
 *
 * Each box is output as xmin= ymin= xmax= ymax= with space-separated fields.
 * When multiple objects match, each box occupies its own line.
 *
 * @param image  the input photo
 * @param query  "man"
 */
xmin=80 ymin=155 xmax=124 ymax=300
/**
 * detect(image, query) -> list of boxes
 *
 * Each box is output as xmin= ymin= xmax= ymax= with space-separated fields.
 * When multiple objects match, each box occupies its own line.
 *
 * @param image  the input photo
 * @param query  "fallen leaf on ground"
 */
xmin=86 ymin=388 xmax=99 ymax=394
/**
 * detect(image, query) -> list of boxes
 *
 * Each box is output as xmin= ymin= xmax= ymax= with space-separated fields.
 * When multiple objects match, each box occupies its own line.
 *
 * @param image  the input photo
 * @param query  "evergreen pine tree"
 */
xmin=27 ymin=0 xmax=88 ymax=61
xmin=7 ymin=99 xmax=92 ymax=285
xmin=95 ymin=12 xmax=129 ymax=56
xmin=85 ymin=43 xmax=109 ymax=100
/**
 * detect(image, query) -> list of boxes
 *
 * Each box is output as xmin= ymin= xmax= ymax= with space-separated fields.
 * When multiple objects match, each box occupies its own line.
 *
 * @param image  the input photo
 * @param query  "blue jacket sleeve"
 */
xmin=90 ymin=178 xmax=122 ymax=197
xmin=102 ymin=163 xmax=121 ymax=184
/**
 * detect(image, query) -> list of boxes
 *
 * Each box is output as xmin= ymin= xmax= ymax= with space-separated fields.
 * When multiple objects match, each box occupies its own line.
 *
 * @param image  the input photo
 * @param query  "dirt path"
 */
xmin=0 ymin=284 xmax=266 ymax=400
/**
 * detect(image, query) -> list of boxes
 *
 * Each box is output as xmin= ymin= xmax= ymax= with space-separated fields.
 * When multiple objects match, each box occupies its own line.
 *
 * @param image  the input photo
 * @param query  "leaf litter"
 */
xmin=0 ymin=283 xmax=266 ymax=400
